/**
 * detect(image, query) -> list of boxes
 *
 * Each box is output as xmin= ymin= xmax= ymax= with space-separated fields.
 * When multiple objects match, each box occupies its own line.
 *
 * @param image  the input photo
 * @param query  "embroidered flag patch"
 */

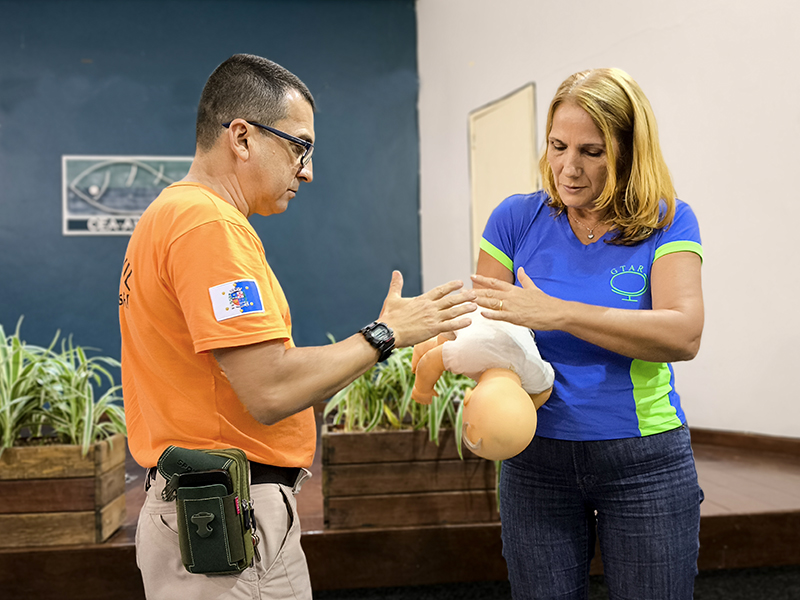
xmin=209 ymin=280 xmax=265 ymax=322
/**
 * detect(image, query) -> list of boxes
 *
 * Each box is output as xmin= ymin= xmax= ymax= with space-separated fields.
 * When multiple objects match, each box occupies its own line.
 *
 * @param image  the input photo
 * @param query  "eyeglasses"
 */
xmin=222 ymin=120 xmax=314 ymax=167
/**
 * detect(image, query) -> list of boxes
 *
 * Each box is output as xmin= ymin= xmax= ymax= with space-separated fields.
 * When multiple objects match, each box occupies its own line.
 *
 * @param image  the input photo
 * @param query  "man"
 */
xmin=119 ymin=54 xmax=475 ymax=600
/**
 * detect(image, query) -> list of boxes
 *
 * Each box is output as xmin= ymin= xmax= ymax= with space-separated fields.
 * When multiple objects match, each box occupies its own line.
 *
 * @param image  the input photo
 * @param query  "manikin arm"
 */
xmin=410 ymin=342 xmax=445 ymax=405
xmin=411 ymin=336 xmax=443 ymax=374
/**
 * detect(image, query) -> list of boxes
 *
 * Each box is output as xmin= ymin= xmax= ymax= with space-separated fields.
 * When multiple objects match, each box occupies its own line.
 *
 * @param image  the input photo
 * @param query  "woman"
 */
xmin=472 ymin=68 xmax=704 ymax=600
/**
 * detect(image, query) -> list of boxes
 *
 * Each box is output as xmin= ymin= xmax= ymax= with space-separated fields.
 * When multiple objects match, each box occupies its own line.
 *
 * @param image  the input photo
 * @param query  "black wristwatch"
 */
xmin=359 ymin=321 xmax=395 ymax=363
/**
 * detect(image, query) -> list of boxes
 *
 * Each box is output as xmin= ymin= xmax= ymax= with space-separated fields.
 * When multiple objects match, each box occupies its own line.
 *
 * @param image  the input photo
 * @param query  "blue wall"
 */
xmin=0 ymin=0 xmax=420 ymax=364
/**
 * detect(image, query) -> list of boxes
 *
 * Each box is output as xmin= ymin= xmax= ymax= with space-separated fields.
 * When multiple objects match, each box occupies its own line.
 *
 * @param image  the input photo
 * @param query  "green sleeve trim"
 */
xmin=654 ymin=241 xmax=703 ymax=264
xmin=479 ymin=238 xmax=513 ymax=272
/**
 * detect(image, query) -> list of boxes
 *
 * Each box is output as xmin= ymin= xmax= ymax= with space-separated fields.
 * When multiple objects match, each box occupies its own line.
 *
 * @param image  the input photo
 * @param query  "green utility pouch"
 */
xmin=157 ymin=446 xmax=257 ymax=575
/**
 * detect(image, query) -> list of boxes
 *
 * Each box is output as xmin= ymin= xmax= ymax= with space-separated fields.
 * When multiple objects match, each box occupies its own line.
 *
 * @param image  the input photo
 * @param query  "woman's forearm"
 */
xmin=474 ymin=250 xmax=704 ymax=364
xmin=551 ymin=300 xmax=702 ymax=362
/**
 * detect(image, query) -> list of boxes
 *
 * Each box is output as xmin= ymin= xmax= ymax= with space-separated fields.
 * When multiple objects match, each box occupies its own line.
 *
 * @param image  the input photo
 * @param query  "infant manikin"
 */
xmin=411 ymin=312 xmax=554 ymax=461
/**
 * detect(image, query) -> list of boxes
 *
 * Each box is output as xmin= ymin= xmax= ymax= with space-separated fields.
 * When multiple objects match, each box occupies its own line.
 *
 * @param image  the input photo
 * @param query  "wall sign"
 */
xmin=62 ymin=155 xmax=192 ymax=236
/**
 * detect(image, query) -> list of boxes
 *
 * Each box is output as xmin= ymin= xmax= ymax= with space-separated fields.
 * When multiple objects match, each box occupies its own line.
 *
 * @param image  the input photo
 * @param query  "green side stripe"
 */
xmin=630 ymin=359 xmax=682 ymax=436
xmin=654 ymin=241 xmax=703 ymax=263
xmin=479 ymin=238 xmax=513 ymax=272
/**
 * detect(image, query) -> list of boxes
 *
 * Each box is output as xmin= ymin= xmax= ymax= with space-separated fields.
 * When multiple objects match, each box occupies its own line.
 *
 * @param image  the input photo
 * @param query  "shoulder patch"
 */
xmin=209 ymin=280 xmax=265 ymax=322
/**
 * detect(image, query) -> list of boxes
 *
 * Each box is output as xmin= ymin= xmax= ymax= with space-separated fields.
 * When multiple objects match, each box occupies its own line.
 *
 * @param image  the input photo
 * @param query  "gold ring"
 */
xmin=498 ymin=300 xmax=503 ymax=311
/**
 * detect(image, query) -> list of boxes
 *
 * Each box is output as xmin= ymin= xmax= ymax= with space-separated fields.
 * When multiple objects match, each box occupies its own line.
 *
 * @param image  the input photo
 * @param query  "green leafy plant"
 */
xmin=0 ymin=321 xmax=55 ymax=453
xmin=323 ymin=344 xmax=475 ymax=456
xmin=0 ymin=319 xmax=126 ymax=457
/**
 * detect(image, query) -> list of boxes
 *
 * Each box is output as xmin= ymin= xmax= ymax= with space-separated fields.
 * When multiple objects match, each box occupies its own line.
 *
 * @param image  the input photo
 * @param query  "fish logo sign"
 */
xmin=62 ymin=155 xmax=192 ymax=236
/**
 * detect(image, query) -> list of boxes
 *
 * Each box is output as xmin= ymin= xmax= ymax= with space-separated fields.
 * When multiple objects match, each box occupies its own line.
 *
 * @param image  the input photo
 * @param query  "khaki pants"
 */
xmin=136 ymin=470 xmax=313 ymax=600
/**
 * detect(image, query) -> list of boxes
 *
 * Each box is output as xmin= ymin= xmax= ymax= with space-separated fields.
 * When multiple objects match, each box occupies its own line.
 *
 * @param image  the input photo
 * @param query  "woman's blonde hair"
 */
xmin=539 ymin=68 xmax=675 ymax=245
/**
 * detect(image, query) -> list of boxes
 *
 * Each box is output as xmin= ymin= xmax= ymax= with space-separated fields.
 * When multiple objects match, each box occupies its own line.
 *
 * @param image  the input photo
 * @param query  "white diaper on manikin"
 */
xmin=441 ymin=312 xmax=554 ymax=394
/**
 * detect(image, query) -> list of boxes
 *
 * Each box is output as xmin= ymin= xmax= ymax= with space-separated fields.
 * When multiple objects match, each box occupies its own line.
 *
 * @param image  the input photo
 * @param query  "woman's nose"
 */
xmin=562 ymin=153 xmax=582 ymax=177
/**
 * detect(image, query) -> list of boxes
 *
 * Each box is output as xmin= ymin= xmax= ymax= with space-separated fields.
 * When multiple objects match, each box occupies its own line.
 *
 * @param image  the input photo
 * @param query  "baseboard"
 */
xmin=690 ymin=427 xmax=800 ymax=456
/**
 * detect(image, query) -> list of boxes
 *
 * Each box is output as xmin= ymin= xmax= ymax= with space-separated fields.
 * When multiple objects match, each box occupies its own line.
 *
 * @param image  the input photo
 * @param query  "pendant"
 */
xmin=587 ymin=232 xmax=594 ymax=239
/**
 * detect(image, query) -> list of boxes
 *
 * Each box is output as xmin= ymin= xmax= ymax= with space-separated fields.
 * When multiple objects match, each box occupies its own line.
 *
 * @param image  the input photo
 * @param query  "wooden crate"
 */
xmin=0 ymin=434 xmax=127 ymax=548
xmin=322 ymin=425 xmax=499 ymax=529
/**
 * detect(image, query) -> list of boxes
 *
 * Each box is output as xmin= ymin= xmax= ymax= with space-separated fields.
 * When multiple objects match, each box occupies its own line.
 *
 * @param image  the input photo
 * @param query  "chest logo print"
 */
xmin=609 ymin=265 xmax=648 ymax=302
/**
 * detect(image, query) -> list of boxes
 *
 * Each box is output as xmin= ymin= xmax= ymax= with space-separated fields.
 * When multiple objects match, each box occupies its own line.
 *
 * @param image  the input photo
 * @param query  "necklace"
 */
xmin=568 ymin=211 xmax=603 ymax=240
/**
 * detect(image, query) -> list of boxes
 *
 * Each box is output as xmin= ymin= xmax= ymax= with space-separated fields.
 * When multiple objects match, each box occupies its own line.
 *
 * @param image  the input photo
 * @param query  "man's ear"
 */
xmin=226 ymin=119 xmax=251 ymax=161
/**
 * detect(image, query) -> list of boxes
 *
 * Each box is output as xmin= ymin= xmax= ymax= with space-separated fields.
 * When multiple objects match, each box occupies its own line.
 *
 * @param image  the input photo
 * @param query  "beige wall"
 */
xmin=417 ymin=0 xmax=800 ymax=438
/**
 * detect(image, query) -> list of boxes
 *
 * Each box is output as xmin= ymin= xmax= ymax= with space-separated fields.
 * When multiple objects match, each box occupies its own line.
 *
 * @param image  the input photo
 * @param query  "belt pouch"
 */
xmin=157 ymin=446 xmax=254 ymax=574
xmin=176 ymin=483 xmax=246 ymax=574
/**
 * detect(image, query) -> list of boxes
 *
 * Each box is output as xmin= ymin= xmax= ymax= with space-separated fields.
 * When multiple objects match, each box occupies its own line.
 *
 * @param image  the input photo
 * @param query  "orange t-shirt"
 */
xmin=119 ymin=182 xmax=315 ymax=468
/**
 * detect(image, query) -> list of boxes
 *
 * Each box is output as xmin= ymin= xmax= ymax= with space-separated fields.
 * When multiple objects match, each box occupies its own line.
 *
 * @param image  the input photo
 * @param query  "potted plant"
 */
xmin=0 ymin=319 xmax=127 ymax=548
xmin=321 ymin=346 xmax=500 ymax=529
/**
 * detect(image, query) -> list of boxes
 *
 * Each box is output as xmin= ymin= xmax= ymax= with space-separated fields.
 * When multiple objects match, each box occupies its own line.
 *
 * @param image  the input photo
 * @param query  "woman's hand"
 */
xmin=471 ymin=267 xmax=563 ymax=331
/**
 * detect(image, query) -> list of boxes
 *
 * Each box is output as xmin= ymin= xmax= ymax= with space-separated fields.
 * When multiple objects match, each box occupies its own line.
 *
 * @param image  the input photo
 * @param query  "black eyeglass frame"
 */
xmin=222 ymin=120 xmax=314 ymax=167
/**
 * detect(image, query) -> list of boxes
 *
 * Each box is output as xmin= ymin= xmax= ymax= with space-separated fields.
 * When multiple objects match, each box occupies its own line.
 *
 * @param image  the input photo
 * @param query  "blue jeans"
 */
xmin=500 ymin=425 xmax=703 ymax=600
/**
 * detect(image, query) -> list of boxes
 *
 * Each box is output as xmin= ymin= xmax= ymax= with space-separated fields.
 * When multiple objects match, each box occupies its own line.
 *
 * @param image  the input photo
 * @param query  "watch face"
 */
xmin=372 ymin=324 xmax=391 ymax=342
xmin=361 ymin=322 xmax=394 ymax=362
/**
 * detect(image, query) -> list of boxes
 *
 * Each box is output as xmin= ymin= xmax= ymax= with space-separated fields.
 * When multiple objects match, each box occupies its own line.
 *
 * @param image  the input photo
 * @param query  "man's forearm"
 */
xmin=214 ymin=335 xmax=379 ymax=425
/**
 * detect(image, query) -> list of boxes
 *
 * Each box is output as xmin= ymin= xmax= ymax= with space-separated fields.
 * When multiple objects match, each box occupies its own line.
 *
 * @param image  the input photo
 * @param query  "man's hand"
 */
xmin=378 ymin=271 xmax=477 ymax=348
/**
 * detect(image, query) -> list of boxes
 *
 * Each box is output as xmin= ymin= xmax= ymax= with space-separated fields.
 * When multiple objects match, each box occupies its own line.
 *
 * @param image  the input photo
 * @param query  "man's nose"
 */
xmin=298 ymin=159 xmax=313 ymax=183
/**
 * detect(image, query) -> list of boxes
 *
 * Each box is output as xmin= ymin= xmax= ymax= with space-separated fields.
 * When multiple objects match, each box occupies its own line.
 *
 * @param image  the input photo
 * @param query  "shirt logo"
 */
xmin=609 ymin=265 xmax=648 ymax=302
xmin=119 ymin=258 xmax=132 ymax=309
xmin=209 ymin=280 xmax=264 ymax=322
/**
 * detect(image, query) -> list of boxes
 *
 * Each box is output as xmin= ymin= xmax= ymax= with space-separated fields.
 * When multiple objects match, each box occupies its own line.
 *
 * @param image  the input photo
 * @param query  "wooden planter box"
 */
xmin=322 ymin=425 xmax=499 ymax=530
xmin=0 ymin=433 xmax=127 ymax=548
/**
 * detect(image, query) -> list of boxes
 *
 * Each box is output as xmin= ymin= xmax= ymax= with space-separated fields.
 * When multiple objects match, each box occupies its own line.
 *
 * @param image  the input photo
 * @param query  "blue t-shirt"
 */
xmin=480 ymin=191 xmax=703 ymax=441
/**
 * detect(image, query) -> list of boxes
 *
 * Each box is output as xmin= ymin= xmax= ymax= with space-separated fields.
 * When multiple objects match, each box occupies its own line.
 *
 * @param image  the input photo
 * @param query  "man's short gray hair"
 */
xmin=195 ymin=54 xmax=315 ymax=151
